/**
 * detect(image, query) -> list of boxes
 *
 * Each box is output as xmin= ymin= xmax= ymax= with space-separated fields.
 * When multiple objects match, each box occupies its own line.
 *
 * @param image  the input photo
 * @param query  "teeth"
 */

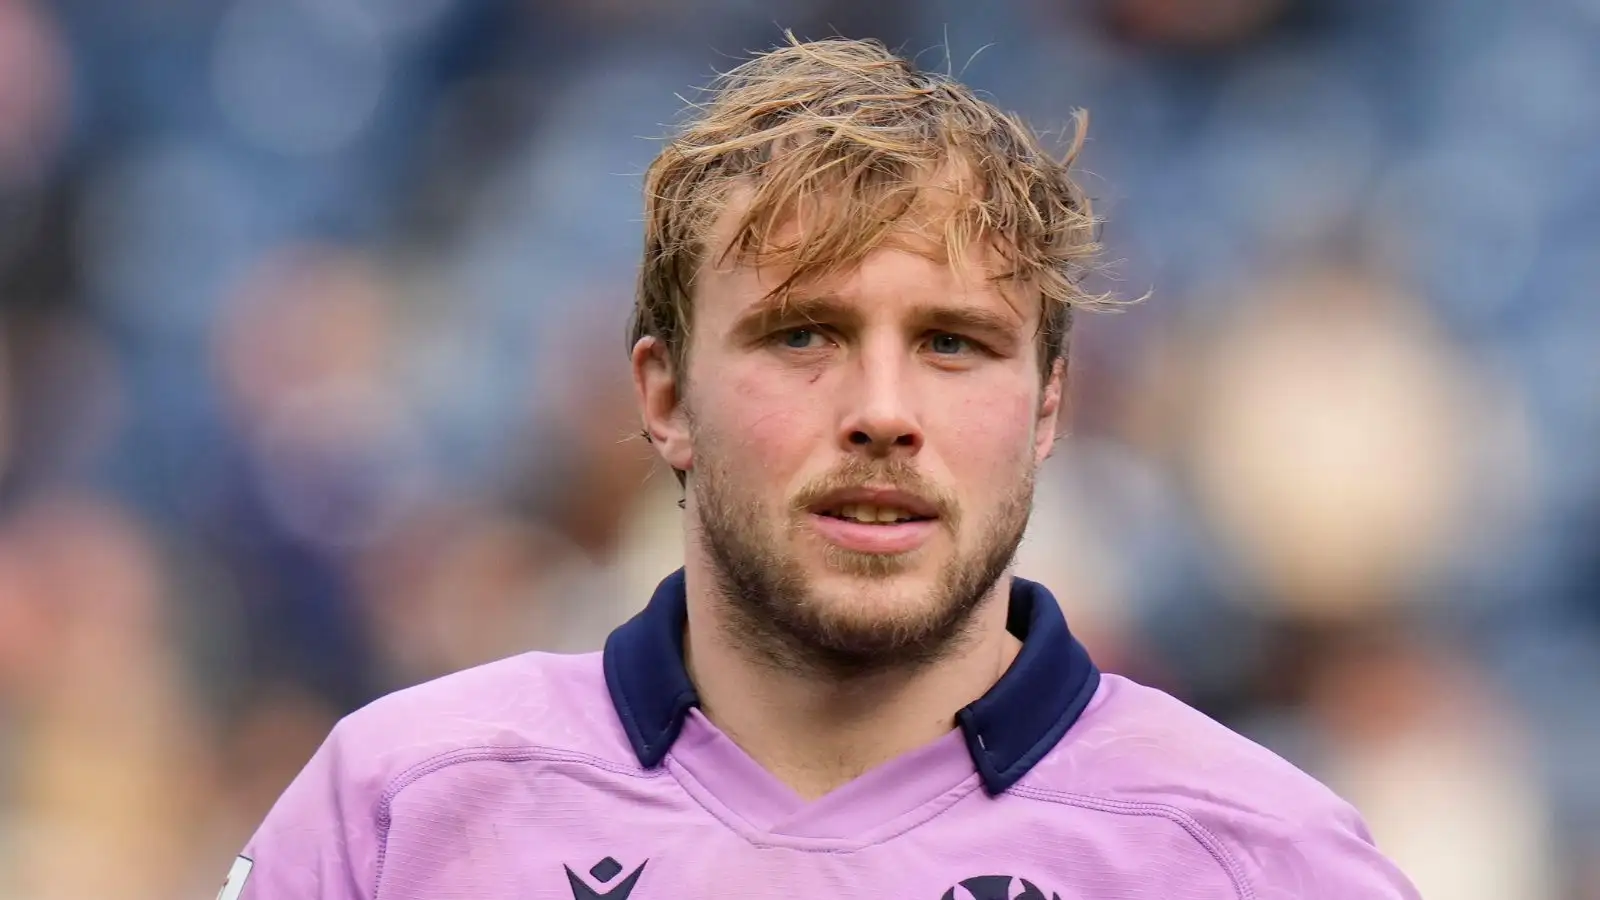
xmin=835 ymin=504 xmax=917 ymax=524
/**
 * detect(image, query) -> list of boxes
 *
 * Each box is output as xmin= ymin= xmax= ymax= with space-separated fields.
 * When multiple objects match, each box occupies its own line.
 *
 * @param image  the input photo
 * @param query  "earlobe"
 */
xmin=631 ymin=337 xmax=694 ymax=472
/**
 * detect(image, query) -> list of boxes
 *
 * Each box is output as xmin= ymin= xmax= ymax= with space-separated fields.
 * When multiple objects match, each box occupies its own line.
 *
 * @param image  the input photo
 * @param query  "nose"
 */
xmin=839 ymin=344 xmax=923 ymax=457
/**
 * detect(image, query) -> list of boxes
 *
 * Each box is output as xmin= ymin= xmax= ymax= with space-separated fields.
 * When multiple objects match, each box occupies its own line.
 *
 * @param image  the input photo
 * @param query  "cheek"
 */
xmin=934 ymin=386 xmax=1039 ymax=476
xmin=697 ymin=368 xmax=824 ymax=475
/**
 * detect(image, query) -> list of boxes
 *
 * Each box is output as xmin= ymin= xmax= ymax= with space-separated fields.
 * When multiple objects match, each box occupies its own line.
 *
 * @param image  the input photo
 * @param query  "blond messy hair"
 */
xmin=630 ymin=33 xmax=1114 ymax=390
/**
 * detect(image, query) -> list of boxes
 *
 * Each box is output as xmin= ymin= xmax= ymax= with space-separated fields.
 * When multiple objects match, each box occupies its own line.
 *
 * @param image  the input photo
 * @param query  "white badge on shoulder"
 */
xmin=215 ymin=856 xmax=254 ymax=900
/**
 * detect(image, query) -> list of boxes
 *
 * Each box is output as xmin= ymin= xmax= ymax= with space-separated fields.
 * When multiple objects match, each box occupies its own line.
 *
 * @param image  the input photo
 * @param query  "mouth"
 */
xmin=815 ymin=503 xmax=935 ymax=525
xmin=804 ymin=488 xmax=942 ymax=555
xmin=808 ymin=487 xmax=940 ymax=525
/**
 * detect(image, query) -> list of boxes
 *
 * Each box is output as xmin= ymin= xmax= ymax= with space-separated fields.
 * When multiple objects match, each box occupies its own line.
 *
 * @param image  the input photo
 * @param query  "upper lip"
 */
xmin=810 ymin=487 xmax=940 ymax=519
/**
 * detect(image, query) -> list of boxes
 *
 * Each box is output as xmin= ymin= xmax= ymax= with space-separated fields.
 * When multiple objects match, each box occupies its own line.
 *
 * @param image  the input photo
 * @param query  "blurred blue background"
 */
xmin=0 ymin=1 xmax=1595 ymax=897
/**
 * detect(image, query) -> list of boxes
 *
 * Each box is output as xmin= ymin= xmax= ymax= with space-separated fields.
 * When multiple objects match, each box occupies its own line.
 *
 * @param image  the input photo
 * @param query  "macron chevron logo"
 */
xmin=565 ymin=856 xmax=647 ymax=900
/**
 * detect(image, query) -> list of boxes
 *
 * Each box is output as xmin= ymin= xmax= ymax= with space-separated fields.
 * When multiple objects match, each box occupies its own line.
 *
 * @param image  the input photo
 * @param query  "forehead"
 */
xmin=696 ymin=183 xmax=1038 ymax=326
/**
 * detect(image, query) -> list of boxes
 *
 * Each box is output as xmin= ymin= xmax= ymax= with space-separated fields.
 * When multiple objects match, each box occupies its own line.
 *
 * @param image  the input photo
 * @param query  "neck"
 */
xmin=681 ymin=566 xmax=1022 ymax=801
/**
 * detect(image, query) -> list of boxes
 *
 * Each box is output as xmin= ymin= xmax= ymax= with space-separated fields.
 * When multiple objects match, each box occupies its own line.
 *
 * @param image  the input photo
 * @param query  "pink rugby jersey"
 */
xmin=219 ymin=569 xmax=1420 ymax=899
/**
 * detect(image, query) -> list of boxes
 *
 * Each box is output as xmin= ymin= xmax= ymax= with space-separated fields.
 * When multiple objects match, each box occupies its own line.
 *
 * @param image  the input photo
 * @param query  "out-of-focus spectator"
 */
xmin=1138 ymin=266 xmax=1555 ymax=896
xmin=197 ymin=245 xmax=421 ymax=718
xmin=1305 ymin=623 xmax=1557 ymax=899
xmin=1181 ymin=269 xmax=1483 ymax=617
xmin=0 ymin=494 xmax=207 ymax=900
xmin=0 ymin=0 xmax=67 ymax=189
xmin=356 ymin=307 xmax=674 ymax=686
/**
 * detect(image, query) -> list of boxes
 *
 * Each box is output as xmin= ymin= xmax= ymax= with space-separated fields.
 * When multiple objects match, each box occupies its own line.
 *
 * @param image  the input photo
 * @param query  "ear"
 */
xmin=632 ymin=336 xmax=694 ymax=474
xmin=1034 ymin=356 xmax=1066 ymax=464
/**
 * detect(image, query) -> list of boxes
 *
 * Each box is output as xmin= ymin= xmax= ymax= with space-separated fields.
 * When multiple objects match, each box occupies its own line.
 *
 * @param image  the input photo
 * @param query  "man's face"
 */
xmin=640 ymin=217 xmax=1063 ymax=675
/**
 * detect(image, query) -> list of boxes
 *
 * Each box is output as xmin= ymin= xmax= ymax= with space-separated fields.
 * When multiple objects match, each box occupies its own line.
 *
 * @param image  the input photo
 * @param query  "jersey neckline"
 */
xmin=602 ymin=568 xmax=1100 ymax=797
xmin=664 ymin=709 xmax=982 ymax=845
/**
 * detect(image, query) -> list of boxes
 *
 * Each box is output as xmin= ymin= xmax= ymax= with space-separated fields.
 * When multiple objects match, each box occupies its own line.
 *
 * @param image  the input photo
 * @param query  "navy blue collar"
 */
xmin=602 ymin=569 xmax=1101 ymax=795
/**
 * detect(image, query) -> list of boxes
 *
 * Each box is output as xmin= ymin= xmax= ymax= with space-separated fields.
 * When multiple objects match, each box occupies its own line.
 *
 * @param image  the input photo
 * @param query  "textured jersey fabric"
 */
xmin=226 ymin=572 xmax=1420 ymax=899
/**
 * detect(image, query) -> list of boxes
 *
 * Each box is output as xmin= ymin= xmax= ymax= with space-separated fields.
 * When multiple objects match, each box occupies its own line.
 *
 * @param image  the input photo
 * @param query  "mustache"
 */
xmin=788 ymin=458 xmax=959 ymax=524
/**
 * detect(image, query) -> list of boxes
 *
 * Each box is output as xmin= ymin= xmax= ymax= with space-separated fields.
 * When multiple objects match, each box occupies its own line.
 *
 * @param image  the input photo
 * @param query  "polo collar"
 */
xmin=602 ymin=568 xmax=1100 ymax=795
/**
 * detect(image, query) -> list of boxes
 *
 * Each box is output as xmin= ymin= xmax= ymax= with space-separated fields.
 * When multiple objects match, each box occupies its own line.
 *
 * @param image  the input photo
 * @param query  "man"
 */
xmin=220 ymin=36 xmax=1420 ymax=899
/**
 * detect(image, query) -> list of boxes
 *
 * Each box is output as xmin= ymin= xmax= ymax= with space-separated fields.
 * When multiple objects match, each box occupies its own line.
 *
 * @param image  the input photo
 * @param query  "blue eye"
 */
xmin=928 ymin=333 xmax=968 ymax=355
xmin=780 ymin=328 xmax=821 ymax=349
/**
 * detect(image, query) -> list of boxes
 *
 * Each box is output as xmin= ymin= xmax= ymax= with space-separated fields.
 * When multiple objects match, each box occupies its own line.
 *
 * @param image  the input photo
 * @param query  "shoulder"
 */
xmin=1019 ymin=674 xmax=1418 ymax=898
xmin=321 ymin=650 xmax=637 ymax=787
xmin=1027 ymin=674 xmax=1343 ymax=813
xmin=234 ymin=651 xmax=637 ymax=899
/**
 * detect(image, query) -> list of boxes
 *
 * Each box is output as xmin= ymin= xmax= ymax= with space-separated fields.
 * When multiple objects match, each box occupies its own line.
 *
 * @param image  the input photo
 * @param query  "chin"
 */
xmin=787 ymin=579 xmax=980 ymax=672
xmin=818 ymin=546 xmax=924 ymax=578
xmin=803 ymin=566 xmax=946 ymax=621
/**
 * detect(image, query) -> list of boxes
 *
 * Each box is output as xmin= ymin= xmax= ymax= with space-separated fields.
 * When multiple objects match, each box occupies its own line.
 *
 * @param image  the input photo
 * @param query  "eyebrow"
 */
xmin=918 ymin=305 xmax=1025 ymax=347
xmin=730 ymin=293 xmax=860 ymax=339
xmin=731 ymin=293 xmax=1027 ymax=350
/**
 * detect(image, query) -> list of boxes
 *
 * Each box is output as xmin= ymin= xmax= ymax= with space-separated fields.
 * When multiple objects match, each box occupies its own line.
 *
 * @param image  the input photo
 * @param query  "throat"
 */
xmin=688 ymin=628 xmax=1023 ymax=802
xmin=708 ymin=686 xmax=949 ymax=801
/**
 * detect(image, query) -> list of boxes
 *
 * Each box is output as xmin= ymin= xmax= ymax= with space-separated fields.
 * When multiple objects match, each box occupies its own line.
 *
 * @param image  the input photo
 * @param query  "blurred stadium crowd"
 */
xmin=0 ymin=0 xmax=1595 ymax=897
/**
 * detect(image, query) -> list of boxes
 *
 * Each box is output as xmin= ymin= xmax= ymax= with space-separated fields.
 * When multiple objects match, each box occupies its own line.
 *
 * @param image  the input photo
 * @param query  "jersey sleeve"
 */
xmin=1236 ymin=799 xmax=1422 ymax=900
xmin=225 ymin=719 xmax=386 ymax=900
